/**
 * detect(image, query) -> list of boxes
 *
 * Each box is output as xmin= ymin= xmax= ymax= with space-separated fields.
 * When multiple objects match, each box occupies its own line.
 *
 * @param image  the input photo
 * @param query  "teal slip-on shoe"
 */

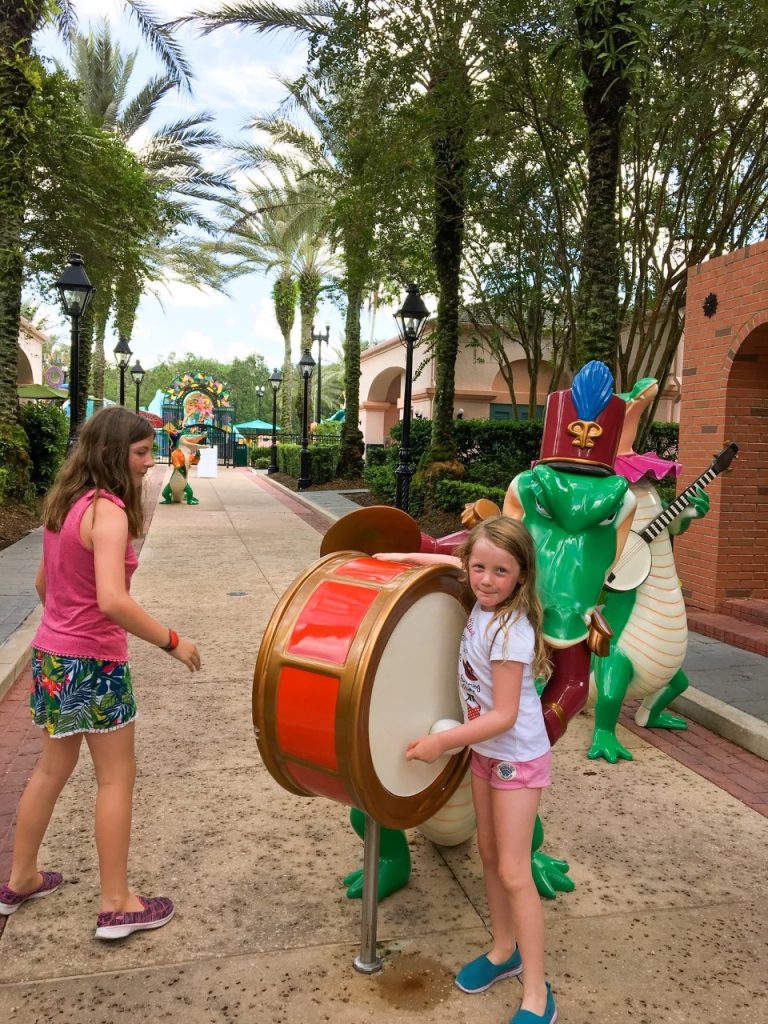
xmin=509 ymin=981 xmax=557 ymax=1024
xmin=455 ymin=948 xmax=523 ymax=994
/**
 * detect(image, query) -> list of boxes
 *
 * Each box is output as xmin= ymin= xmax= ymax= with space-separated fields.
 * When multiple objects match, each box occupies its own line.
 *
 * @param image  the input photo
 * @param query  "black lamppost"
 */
xmin=130 ymin=360 xmax=145 ymax=412
xmin=268 ymin=368 xmax=282 ymax=475
xmin=297 ymin=348 xmax=316 ymax=490
xmin=256 ymin=384 xmax=265 ymax=419
xmin=55 ymin=252 xmax=96 ymax=442
xmin=312 ymin=322 xmax=330 ymax=423
xmin=113 ymin=334 xmax=132 ymax=406
xmin=393 ymin=283 xmax=430 ymax=513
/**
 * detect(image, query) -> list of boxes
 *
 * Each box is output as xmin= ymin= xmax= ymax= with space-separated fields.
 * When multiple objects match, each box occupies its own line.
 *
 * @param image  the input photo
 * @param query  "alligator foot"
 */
xmin=635 ymin=706 xmax=687 ymax=729
xmin=532 ymin=850 xmax=575 ymax=900
xmin=587 ymin=727 xmax=634 ymax=763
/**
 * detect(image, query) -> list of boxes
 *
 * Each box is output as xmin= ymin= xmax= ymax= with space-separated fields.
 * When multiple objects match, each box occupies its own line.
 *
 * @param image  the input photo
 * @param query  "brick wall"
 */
xmin=677 ymin=241 xmax=768 ymax=610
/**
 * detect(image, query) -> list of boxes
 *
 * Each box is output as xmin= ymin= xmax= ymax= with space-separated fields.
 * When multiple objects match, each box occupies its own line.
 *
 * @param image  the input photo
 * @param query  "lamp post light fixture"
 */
xmin=268 ymin=368 xmax=282 ymax=476
xmin=55 ymin=252 xmax=96 ymax=442
xmin=311 ymin=322 xmax=330 ymax=424
xmin=113 ymin=334 xmax=132 ymax=406
xmin=130 ymin=360 xmax=145 ymax=413
xmin=393 ymin=283 xmax=430 ymax=513
xmin=297 ymin=348 xmax=316 ymax=491
xmin=256 ymin=384 xmax=265 ymax=419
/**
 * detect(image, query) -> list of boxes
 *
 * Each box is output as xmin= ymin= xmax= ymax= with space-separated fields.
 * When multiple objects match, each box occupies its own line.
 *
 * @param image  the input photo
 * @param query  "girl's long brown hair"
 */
xmin=43 ymin=407 xmax=154 ymax=537
xmin=457 ymin=516 xmax=552 ymax=681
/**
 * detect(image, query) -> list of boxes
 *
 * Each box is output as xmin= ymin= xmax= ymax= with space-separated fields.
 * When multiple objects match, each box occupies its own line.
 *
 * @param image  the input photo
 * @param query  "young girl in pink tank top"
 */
xmin=0 ymin=407 xmax=201 ymax=940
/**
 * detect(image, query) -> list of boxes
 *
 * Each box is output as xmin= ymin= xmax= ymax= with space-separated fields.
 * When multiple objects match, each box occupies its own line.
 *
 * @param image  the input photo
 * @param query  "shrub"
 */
xmin=434 ymin=480 xmax=508 ymax=514
xmin=0 ymin=423 xmax=34 ymax=505
xmin=365 ymin=445 xmax=388 ymax=467
xmin=19 ymin=403 xmax=68 ymax=494
xmin=645 ymin=421 xmax=679 ymax=461
xmin=277 ymin=443 xmax=340 ymax=484
xmin=252 ymin=456 xmax=271 ymax=469
xmin=363 ymin=464 xmax=396 ymax=503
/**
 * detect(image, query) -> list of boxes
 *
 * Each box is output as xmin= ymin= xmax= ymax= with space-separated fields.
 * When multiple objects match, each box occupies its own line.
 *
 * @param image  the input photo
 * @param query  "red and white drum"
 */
xmin=253 ymin=552 xmax=472 ymax=830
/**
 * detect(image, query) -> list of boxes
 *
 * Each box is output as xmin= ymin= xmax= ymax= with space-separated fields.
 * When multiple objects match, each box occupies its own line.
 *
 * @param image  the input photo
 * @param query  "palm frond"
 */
xmin=126 ymin=0 xmax=194 ymax=92
xmin=118 ymin=75 xmax=177 ymax=137
xmin=173 ymin=1 xmax=338 ymax=40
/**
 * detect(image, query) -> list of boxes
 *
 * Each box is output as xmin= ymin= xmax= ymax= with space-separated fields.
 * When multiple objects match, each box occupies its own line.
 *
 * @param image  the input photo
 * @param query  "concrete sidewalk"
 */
xmin=0 ymin=468 xmax=766 ymax=1024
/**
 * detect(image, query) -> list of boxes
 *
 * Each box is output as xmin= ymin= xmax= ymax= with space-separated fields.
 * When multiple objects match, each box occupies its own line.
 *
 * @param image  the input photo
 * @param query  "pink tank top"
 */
xmin=33 ymin=490 xmax=138 ymax=661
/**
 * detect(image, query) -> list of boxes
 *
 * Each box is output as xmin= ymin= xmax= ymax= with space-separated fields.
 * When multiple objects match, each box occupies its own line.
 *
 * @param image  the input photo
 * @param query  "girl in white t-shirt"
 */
xmin=377 ymin=516 xmax=556 ymax=1024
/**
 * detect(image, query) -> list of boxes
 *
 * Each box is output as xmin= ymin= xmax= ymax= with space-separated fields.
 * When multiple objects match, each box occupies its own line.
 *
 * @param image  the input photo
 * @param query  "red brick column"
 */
xmin=677 ymin=241 xmax=768 ymax=610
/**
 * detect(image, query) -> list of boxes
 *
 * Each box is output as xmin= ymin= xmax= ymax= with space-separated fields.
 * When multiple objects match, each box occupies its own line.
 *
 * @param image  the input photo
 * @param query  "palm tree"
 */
xmin=0 ymin=0 xmax=192 ymax=429
xmin=65 ymin=18 xmax=228 ymax=401
xmin=215 ymin=171 xmax=336 ymax=432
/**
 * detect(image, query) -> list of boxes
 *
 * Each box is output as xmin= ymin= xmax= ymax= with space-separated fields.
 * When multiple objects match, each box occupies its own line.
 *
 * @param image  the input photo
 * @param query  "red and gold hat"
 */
xmin=537 ymin=361 xmax=625 ymax=476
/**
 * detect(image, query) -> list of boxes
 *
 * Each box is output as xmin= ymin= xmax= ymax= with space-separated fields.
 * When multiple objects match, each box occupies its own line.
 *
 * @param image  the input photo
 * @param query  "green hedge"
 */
xmin=434 ymin=480 xmax=508 ymax=513
xmin=278 ymin=443 xmax=340 ymax=484
xmin=19 ymin=403 xmax=68 ymax=494
xmin=0 ymin=423 xmax=33 ymax=505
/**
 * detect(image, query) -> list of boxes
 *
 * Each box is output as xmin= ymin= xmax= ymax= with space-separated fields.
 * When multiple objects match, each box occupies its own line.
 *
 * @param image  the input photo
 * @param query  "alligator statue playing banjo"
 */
xmin=161 ymin=424 xmax=208 ymax=505
xmin=587 ymin=378 xmax=737 ymax=762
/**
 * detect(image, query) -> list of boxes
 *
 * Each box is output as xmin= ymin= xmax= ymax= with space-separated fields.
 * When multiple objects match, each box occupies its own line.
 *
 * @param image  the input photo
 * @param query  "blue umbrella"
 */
xmin=234 ymin=418 xmax=280 ymax=435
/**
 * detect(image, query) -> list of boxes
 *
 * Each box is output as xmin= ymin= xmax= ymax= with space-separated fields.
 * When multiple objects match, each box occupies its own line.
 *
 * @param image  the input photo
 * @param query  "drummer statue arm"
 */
xmin=373 ymin=552 xmax=462 ymax=568
xmin=407 ymin=661 xmax=523 ymax=763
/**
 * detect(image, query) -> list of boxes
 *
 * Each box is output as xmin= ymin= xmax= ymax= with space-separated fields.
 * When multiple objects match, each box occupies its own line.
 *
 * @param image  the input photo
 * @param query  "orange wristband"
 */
xmin=161 ymin=628 xmax=179 ymax=652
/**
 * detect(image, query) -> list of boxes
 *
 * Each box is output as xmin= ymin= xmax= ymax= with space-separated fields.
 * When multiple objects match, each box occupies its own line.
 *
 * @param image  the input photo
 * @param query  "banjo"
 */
xmin=604 ymin=442 xmax=738 ymax=593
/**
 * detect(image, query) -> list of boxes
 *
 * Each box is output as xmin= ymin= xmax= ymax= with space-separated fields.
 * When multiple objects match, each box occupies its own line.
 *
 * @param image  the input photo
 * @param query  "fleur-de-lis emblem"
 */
xmin=567 ymin=419 xmax=603 ymax=450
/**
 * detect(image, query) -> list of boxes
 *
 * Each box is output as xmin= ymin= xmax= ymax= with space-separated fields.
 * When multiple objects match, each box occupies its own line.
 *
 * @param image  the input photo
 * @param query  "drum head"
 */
xmin=368 ymin=590 xmax=467 ymax=798
xmin=320 ymin=505 xmax=421 ymax=556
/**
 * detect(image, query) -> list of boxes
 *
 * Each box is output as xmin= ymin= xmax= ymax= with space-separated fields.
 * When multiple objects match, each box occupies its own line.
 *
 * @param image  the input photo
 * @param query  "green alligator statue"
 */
xmin=161 ymin=425 xmax=208 ymax=505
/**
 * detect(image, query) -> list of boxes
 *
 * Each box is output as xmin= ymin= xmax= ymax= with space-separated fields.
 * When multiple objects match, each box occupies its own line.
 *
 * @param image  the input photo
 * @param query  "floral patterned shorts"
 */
xmin=30 ymin=648 xmax=138 ymax=738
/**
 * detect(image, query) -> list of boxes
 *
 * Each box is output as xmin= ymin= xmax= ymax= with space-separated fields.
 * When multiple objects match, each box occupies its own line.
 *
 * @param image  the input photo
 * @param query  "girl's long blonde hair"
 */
xmin=43 ymin=407 xmax=154 ymax=537
xmin=457 ymin=516 xmax=551 ymax=681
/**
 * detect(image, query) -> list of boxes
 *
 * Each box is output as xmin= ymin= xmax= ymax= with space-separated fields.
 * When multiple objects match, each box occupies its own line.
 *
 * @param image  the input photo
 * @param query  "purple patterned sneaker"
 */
xmin=0 ymin=871 xmax=63 ymax=916
xmin=95 ymin=895 xmax=174 ymax=940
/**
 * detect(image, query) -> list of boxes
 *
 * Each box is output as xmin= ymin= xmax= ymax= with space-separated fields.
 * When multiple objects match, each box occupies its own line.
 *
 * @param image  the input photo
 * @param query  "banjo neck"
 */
xmin=637 ymin=465 xmax=722 ymax=543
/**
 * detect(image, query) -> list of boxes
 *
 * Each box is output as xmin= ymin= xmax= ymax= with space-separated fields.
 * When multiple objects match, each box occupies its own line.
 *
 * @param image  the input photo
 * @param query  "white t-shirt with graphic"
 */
xmin=459 ymin=603 xmax=550 ymax=762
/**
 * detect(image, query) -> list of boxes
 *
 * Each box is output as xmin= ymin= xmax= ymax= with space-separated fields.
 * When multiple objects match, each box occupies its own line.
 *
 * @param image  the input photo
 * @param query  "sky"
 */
xmin=32 ymin=0 xmax=405 ymax=374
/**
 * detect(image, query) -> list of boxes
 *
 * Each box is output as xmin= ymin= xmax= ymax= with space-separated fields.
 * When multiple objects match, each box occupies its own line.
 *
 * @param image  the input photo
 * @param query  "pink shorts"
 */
xmin=470 ymin=750 xmax=552 ymax=790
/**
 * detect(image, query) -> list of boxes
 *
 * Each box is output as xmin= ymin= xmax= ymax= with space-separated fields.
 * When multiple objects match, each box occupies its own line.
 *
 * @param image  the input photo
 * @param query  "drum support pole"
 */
xmin=353 ymin=815 xmax=383 ymax=974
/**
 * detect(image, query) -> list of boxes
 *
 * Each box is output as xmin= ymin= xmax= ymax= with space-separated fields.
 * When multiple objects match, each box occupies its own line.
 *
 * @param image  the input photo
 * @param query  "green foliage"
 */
xmin=18 ymin=402 xmax=68 ymax=494
xmin=365 ymin=445 xmax=388 ymax=468
xmin=645 ymin=421 xmax=679 ymax=461
xmin=363 ymin=464 xmax=396 ymax=504
xmin=433 ymin=480 xmax=508 ymax=514
xmin=277 ymin=443 xmax=340 ymax=485
xmin=312 ymin=419 xmax=342 ymax=438
xmin=251 ymin=455 xmax=271 ymax=469
xmin=0 ymin=423 xmax=33 ymax=505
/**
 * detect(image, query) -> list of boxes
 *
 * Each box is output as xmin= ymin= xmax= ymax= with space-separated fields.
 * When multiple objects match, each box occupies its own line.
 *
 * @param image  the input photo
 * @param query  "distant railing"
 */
xmin=247 ymin=432 xmax=339 ymax=448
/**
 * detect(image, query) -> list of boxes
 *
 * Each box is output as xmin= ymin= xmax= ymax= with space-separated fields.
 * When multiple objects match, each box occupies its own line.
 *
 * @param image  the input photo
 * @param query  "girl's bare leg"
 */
xmin=471 ymin=772 xmax=517 ymax=962
xmin=85 ymin=724 xmax=143 ymax=913
xmin=8 ymin=731 xmax=82 ymax=892
xmin=492 ymin=786 xmax=547 ymax=1014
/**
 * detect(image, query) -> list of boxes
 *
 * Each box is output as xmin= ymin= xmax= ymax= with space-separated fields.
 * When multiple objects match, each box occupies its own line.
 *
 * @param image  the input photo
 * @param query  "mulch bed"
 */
xmin=268 ymin=471 xmax=464 ymax=538
xmin=0 ymin=502 xmax=41 ymax=552
xmin=268 ymin=472 xmax=368 ymax=493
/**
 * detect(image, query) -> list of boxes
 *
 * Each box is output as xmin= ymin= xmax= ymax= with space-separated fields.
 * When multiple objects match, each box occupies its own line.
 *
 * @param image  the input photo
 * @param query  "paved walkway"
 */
xmin=0 ymin=468 xmax=766 ymax=1024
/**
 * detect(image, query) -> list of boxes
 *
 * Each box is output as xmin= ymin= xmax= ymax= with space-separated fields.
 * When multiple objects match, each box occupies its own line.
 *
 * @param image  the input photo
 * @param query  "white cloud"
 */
xmin=155 ymin=279 xmax=226 ymax=309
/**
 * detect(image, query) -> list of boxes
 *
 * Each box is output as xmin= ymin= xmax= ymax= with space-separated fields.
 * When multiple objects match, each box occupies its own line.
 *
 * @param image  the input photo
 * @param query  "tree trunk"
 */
xmin=574 ymin=1 xmax=634 ymax=372
xmin=0 ymin=1 xmax=46 ymax=429
xmin=272 ymin=273 xmax=296 ymax=432
xmin=426 ymin=59 xmax=470 ymax=463
xmin=90 ymin=286 xmax=112 ymax=404
xmin=76 ymin=309 xmax=95 ymax=427
xmin=338 ymin=279 xmax=364 ymax=477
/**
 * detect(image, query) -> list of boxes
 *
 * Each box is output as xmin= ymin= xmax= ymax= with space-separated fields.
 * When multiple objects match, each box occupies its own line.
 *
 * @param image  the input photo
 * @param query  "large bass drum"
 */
xmin=253 ymin=552 xmax=472 ymax=830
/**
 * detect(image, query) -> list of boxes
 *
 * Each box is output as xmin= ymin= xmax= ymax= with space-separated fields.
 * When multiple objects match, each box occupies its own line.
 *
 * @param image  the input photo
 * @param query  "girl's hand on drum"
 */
xmin=372 ymin=552 xmax=406 ymax=562
xmin=405 ymin=734 xmax=444 ymax=764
